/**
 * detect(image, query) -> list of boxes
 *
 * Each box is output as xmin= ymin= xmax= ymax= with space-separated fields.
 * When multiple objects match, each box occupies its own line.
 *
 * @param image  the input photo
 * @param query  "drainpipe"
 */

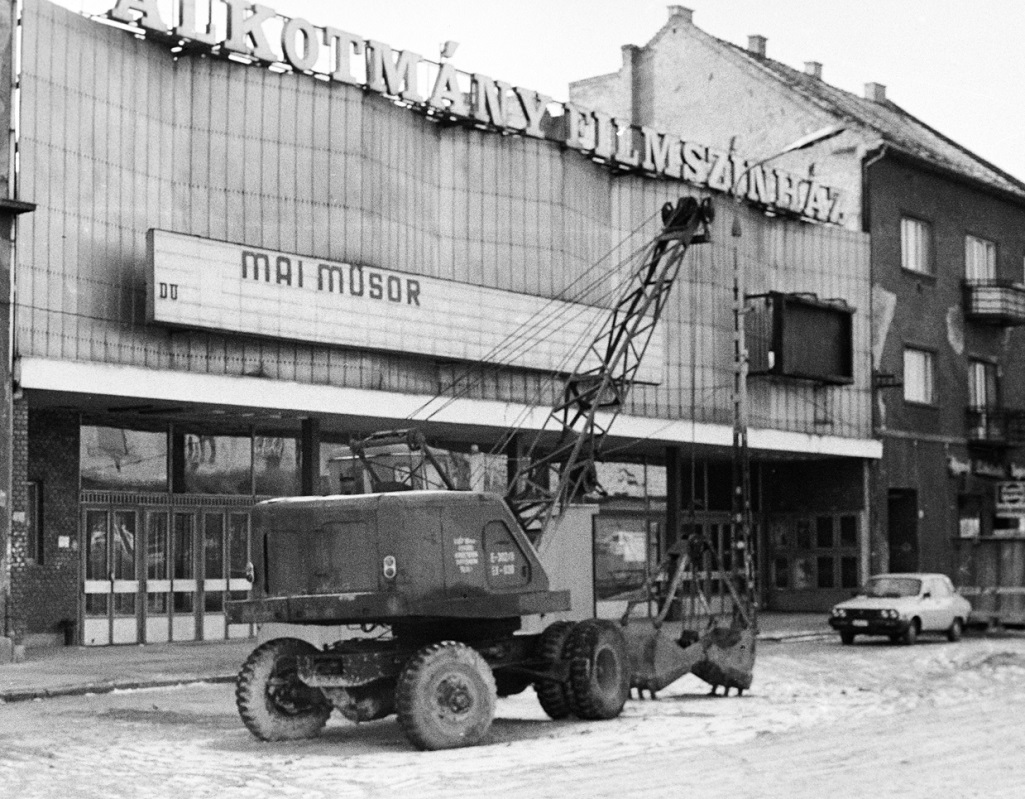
xmin=860 ymin=142 xmax=888 ymax=235
xmin=861 ymin=141 xmax=887 ymax=577
xmin=861 ymin=140 xmax=888 ymax=428
xmin=0 ymin=0 xmax=20 ymax=652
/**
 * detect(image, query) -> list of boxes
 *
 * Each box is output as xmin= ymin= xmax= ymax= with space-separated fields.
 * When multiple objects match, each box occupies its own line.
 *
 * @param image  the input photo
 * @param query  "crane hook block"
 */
xmin=659 ymin=196 xmax=714 ymax=243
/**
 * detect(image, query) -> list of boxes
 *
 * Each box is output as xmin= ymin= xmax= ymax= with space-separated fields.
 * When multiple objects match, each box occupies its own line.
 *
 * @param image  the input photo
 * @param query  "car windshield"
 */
xmin=861 ymin=577 xmax=921 ymax=598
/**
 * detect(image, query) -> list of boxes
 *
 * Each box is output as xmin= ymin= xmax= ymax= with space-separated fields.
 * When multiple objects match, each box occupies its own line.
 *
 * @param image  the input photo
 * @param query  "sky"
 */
xmin=53 ymin=0 xmax=1025 ymax=182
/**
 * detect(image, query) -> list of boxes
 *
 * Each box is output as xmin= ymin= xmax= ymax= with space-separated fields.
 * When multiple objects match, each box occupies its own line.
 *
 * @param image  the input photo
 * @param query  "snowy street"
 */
xmin=2 ymin=633 xmax=1024 ymax=799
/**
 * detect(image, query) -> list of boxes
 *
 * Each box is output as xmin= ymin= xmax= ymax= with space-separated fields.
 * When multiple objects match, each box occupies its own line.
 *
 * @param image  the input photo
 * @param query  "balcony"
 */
xmin=963 ymin=279 xmax=1025 ymax=326
xmin=966 ymin=406 xmax=1025 ymax=447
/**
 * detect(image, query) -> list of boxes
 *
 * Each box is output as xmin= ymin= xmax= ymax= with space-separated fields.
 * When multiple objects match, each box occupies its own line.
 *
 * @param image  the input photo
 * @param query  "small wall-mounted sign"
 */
xmin=996 ymin=481 xmax=1025 ymax=514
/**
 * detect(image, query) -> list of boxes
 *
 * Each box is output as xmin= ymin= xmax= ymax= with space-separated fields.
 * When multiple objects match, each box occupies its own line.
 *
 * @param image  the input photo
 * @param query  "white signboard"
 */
xmin=997 ymin=481 xmax=1025 ymax=514
xmin=146 ymin=230 xmax=664 ymax=383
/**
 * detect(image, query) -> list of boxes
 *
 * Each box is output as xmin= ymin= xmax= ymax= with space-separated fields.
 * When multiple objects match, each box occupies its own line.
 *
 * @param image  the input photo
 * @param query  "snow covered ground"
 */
xmin=2 ymin=635 xmax=1024 ymax=798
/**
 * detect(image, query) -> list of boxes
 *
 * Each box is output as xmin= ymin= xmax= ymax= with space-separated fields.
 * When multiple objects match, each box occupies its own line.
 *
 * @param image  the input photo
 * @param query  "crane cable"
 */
xmin=405 ymin=209 xmax=664 ymax=423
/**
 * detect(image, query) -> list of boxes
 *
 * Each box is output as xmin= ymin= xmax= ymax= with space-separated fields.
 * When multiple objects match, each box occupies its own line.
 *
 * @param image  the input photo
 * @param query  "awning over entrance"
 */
xmin=18 ymin=357 xmax=882 ymax=461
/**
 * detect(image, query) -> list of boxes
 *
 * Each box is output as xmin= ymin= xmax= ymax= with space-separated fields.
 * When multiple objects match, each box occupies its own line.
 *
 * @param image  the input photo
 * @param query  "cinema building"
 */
xmin=0 ymin=1 xmax=879 ymax=651
xmin=572 ymin=6 xmax=1025 ymax=623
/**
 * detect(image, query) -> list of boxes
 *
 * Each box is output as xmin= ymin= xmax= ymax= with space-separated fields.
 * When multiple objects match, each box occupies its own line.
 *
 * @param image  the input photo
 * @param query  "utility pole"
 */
xmin=728 ymin=124 xmax=847 ymax=616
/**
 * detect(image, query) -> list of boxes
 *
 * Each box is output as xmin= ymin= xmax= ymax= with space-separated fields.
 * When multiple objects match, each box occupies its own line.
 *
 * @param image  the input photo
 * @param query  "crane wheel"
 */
xmin=534 ymin=620 xmax=577 ymax=719
xmin=396 ymin=641 xmax=496 ymax=750
xmin=566 ymin=619 xmax=631 ymax=721
xmin=235 ymin=637 xmax=331 ymax=741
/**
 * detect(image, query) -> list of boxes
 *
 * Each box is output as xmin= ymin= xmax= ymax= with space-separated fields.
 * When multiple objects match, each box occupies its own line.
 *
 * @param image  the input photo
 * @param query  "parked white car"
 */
xmin=828 ymin=573 xmax=972 ymax=645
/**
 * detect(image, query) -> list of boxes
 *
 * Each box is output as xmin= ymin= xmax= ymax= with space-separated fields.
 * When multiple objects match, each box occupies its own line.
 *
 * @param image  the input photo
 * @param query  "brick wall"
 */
xmin=9 ymin=404 xmax=79 ymax=642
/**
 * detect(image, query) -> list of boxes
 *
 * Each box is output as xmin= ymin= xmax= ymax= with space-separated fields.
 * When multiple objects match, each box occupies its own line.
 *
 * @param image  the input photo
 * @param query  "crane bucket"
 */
xmin=622 ymin=619 xmax=756 ymax=696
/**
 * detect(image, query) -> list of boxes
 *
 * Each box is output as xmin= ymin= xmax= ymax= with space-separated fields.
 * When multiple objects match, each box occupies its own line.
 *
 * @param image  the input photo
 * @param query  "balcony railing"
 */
xmin=963 ymin=279 xmax=1025 ymax=326
xmin=966 ymin=406 xmax=1025 ymax=447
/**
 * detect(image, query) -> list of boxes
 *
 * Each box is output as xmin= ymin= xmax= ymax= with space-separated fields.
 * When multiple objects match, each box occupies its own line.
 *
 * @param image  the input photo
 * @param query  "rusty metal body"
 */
xmin=227 ymin=490 xmax=572 ymax=733
xmin=227 ymin=490 xmax=568 ymax=627
xmin=623 ymin=621 xmax=756 ymax=696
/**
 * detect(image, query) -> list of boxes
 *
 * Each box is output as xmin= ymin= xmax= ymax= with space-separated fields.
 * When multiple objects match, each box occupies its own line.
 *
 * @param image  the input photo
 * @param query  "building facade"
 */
xmin=570 ymin=5 xmax=1025 ymax=622
xmin=1 ymin=1 xmax=879 ymax=650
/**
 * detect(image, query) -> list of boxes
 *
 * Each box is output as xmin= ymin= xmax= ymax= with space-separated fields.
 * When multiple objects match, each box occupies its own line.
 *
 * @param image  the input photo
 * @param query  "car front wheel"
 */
xmin=840 ymin=631 xmax=855 ymax=646
xmin=947 ymin=617 xmax=963 ymax=642
xmin=900 ymin=619 xmax=919 ymax=646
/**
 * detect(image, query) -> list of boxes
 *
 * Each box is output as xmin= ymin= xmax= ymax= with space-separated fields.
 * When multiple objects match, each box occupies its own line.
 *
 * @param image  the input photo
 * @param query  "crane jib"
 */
xmin=505 ymin=196 xmax=714 ymax=544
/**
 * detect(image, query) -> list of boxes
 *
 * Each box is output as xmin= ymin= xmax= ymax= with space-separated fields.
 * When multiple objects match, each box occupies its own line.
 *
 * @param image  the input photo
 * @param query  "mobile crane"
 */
xmin=226 ymin=195 xmax=755 ymax=751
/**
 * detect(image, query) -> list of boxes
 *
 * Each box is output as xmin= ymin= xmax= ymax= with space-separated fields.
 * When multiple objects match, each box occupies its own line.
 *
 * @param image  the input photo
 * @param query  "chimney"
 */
xmin=804 ymin=61 xmax=822 ymax=79
xmin=864 ymin=82 xmax=887 ymax=103
xmin=667 ymin=6 xmax=693 ymax=24
xmin=747 ymin=35 xmax=767 ymax=57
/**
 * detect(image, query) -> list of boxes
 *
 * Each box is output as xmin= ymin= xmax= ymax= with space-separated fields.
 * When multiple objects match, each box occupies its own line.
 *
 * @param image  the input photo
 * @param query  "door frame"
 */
xmin=79 ymin=491 xmax=258 ymax=645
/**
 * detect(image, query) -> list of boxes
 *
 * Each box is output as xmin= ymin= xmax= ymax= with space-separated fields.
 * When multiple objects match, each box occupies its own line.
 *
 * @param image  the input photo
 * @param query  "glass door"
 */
xmin=201 ymin=512 xmax=228 ymax=641
xmin=145 ymin=511 xmax=172 ymax=643
xmin=82 ymin=501 xmax=254 ymax=645
xmin=172 ymin=512 xmax=198 ymax=641
xmin=111 ymin=510 xmax=140 ymax=644
xmin=82 ymin=508 xmax=141 ymax=645
xmin=83 ymin=509 xmax=111 ymax=646
xmin=227 ymin=512 xmax=254 ymax=638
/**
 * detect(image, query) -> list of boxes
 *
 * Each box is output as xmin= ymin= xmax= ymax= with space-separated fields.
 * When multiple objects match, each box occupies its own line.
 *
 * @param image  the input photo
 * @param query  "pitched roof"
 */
xmin=711 ymin=35 xmax=1025 ymax=201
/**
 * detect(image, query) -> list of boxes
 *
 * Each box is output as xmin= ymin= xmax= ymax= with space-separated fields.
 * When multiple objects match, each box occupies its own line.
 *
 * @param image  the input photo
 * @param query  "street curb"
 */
xmin=0 ymin=673 xmax=236 ymax=704
xmin=1 ymin=633 xmax=835 ymax=703
xmin=757 ymin=631 xmax=834 ymax=643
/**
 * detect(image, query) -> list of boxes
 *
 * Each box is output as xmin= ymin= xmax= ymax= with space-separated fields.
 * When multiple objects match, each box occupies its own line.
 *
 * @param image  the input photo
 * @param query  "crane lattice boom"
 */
xmin=505 ymin=196 xmax=714 ymax=544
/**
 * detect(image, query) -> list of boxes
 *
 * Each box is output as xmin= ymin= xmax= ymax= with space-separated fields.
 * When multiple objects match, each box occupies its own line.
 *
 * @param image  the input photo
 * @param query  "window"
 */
xmin=840 ymin=556 xmax=859 ymax=589
xmin=969 ymin=360 xmax=998 ymax=409
xmin=80 ymin=427 xmax=168 ymax=491
xmin=773 ymin=557 xmax=790 ymax=589
xmin=901 ymin=217 xmax=932 ymax=275
xmin=770 ymin=513 xmax=860 ymax=594
xmin=816 ymin=556 xmax=836 ymax=588
xmin=815 ymin=517 xmax=833 ymax=548
xmin=27 ymin=481 xmax=42 ymax=564
xmin=903 ymin=347 xmax=935 ymax=404
xmin=965 ymin=235 xmax=996 ymax=281
xmin=839 ymin=515 xmax=858 ymax=547
xmin=182 ymin=434 xmax=253 ymax=495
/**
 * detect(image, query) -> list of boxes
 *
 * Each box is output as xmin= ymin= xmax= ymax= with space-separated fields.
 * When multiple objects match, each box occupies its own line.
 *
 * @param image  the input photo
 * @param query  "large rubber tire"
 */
xmin=395 ymin=641 xmax=497 ymax=751
xmin=947 ymin=617 xmax=964 ymax=643
xmin=901 ymin=619 xmax=919 ymax=646
xmin=565 ymin=619 xmax=630 ymax=721
xmin=534 ymin=620 xmax=576 ymax=720
xmin=840 ymin=631 xmax=855 ymax=646
xmin=236 ymin=638 xmax=331 ymax=741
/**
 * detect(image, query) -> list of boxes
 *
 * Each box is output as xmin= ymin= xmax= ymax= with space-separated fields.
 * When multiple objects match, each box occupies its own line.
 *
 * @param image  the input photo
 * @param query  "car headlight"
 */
xmin=832 ymin=608 xmax=846 ymax=618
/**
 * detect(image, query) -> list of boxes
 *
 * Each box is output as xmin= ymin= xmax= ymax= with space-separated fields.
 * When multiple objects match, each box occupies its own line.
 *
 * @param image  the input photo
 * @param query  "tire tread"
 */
xmin=535 ymin=621 xmax=576 ymax=720
xmin=395 ymin=641 xmax=496 ymax=750
xmin=566 ymin=619 xmax=630 ymax=721
xmin=235 ymin=637 xmax=330 ymax=742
